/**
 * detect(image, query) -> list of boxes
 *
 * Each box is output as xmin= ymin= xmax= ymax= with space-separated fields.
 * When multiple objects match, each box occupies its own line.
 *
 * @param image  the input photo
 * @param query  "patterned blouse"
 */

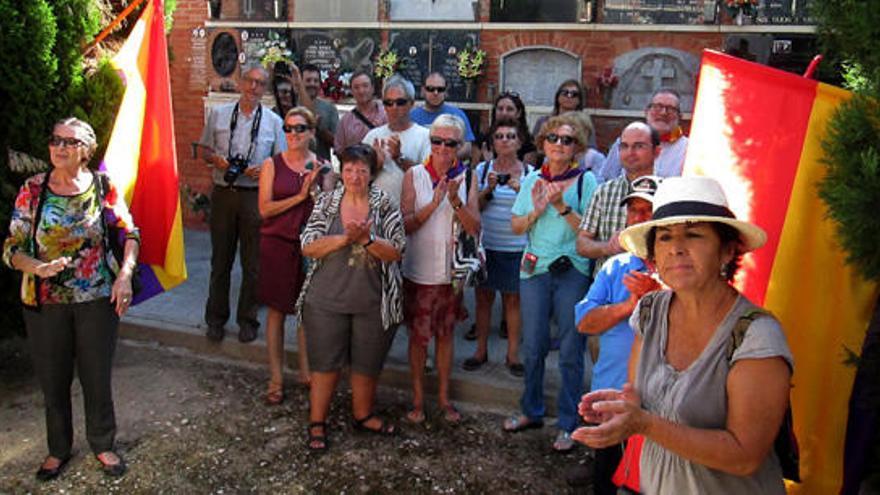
xmin=295 ymin=185 xmax=405 ymax=330
xmin=3 ymin=172 xmax=140 ymax=306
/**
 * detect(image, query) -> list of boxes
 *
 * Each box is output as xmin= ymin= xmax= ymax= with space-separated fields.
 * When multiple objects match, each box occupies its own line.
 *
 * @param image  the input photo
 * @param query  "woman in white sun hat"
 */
xmin=572 ymin=176 xmax=794 ymax=494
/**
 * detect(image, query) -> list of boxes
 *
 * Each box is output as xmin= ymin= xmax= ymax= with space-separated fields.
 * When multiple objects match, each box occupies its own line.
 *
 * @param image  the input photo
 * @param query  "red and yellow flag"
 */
xmin=101 ymin=0 xmax=186 ymax=302
xmin=685 ymin=50 xmax=878 ymax=493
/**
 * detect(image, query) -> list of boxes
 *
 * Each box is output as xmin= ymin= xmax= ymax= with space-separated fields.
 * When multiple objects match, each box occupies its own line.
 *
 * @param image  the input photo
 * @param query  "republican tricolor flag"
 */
xmin=102 ymin=0 xmax=186 ymax=302
xmin=685 ymin=50 xmax=878 ymax=493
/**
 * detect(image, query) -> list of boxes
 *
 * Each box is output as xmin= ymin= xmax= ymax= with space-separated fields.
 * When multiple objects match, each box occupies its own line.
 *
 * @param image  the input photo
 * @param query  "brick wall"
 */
xmin=168 ymin=0 xmax=724 ymax=226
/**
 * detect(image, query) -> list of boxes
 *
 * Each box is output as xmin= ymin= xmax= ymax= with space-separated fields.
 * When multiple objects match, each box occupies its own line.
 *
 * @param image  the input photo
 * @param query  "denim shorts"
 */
xmin=479 ymin=249 xmax=522 ymax=294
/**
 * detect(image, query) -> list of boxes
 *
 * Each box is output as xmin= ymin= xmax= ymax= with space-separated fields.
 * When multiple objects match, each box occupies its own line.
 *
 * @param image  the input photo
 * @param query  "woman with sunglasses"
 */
xmin=473 ymin=92 xmax=538 ymax=174
xmin=531 ymin=79 xmax=585 ymax=140
xmin=400 ymin=114 xmax=480 ymax=424
xmin=257 ymin=106 xmax=331 ymax=404
xmin=4 ymin=117 xmax=138 ymax=479
xmin=463 ymin=118 xmax=528 ymax=377
xmin=503 ymin=115 xmax=597 ymax=453
xmin=297 ymin=144 xmax=406 ymax=451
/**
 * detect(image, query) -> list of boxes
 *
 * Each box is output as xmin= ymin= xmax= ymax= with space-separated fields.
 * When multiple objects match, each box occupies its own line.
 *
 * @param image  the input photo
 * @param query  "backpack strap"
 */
xmin=577 ymin=171 xmax=585 ymax=208
xmin=479 ymin=160 xmax=492 ymax=188
xmin=638 ymin=291 xmax=659 ymax=336
xmin=727 ymin=308 xmax=771 ymax=362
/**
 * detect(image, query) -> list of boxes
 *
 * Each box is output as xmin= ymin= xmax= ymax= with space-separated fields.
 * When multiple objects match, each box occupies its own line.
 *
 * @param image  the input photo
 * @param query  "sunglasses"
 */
xmin=630 ymin=176 xmax=661 ymax=193
xmin=545 ymin=133 xmax=576 ymax=146
xmin=429 ymin=136 xmax=460 ymax=148
xmin=500 ymin=90 xmax=521 ymax=99
xmin=382 ymin=98 xmax=410 ymax=107
xmin=424 ymin=85 xmax=447 ymax=93
xmin=559 ymin=89 xmax=580 ymax=98
xmin=283 ymin=123 xmax=312 ymax=134
xmin=493 ymin=132 xmax=518 ymax=141
xmin=48 ymin=135 xmax=86 ymax=148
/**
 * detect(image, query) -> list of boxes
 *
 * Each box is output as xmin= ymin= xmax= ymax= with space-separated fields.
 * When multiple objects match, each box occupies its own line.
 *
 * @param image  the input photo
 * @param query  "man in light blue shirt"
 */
xmin=410 ymin=72 xmax=475 ymax=159
xmin=198 ymin=66 xmax=286 ymax=343
xmin=573 ymin=175 xmax=662 ymax=495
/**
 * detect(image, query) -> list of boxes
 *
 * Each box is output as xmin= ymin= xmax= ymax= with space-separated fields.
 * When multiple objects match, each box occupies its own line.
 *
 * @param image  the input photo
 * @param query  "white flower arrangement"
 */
xmin=257 ymin=32 xmax=294 ymax=69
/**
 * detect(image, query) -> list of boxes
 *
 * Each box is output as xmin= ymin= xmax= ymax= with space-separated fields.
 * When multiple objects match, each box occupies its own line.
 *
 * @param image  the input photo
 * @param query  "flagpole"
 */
xmin=82 ymin=0 xmax=148 ymax=56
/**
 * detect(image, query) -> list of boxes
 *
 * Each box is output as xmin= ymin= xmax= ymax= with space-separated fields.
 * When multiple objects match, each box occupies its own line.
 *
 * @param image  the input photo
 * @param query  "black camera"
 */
xmin=496 ymin=173 xmax=511 ymax=186
xmin=224 ymin=154 xmax=249 ymax=185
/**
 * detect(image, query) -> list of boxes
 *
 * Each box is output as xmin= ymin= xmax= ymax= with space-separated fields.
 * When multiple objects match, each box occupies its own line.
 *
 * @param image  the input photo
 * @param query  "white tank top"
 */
xmin=402 ymin=165 xmax=468 ymax=285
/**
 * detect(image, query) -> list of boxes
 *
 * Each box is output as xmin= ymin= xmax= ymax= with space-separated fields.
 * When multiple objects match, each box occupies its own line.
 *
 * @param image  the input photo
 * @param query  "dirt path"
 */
xmin=0 ymin=338 xmax=586 ymax=493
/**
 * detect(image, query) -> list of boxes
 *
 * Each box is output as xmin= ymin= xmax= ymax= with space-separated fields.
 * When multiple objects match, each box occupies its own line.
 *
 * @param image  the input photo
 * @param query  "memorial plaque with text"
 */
xmin=389 ymin=30 xmax=479 ymax=102
xmin=603 ymin=0 xmax=713 ymax=25
xmin=295 ymin=30 xmax=380 ymax=74
xmin=754 ymin=0 xmax=813 ymax=25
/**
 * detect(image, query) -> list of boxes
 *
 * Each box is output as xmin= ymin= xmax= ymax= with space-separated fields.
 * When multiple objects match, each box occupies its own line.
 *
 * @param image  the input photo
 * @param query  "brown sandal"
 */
xmin=265 ymin=389 xmax=284 ymax=406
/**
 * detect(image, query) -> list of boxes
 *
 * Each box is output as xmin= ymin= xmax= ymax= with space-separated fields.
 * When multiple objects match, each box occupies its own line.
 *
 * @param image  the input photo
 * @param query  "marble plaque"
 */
xmin=389 ymin=0 xmax=478 ymax=21
xmin=490 ymin=0 xmax=579 ymax=22
xmin=610 ymin=48 xmax=698 ymax=112
xmin=754 ymin=0 xmax=814 ymax=25
xmin=211 ymin=32 xmax=239 ymax=77
xmin=190 ymin=27 xmax=208 ymax=89
xmin=500 ymin=47 xmax=581 ymax=107
xmin=296 ymin=30 xmax=380 ymax=74
xmin=603 ymin=0 xmax=714 ymax=25
xmin=388 ymin=30 xmax=480 ymax=102
xmin=293 ymin=0 xmax=378 ymax=21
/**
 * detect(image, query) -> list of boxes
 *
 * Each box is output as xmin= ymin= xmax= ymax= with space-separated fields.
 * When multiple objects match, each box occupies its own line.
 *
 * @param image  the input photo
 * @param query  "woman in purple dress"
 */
xmin=257 ymin=106 xmax=330 ymax=404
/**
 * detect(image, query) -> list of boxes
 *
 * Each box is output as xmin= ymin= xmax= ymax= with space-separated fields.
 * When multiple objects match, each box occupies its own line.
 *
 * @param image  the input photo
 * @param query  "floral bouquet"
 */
xmin=257 ymin=31 xmax=295 ymax=70
xmin=374 ymin=50 xmax=401 ymax=80
xmin=725 ymin=0 xmax=758 ymax=17
xmin=457 ymin=46 xmax=486 ymax=80
xmin=321 ymin=70 xmax=353 ymax=102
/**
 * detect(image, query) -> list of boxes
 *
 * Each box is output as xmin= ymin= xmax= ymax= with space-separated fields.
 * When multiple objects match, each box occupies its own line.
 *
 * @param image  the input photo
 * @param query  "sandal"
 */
xmin=35 ymin=455 xmax=71 ymax=482
xmin=553 ymin=430 xmax=575 ymax=453
xmin=405 ymin=408 xmax=426 ymax=425
xmin=95 ymin=451 xmax=127 ymax=477
xmin=307 ymin=422 xmax=328 ymax=452
xmin=462 ymin=355 xmax=488 ymax=371
xmin=502 ymin=414 xmax=544 ymax=433
xmin=505 ymin=358 xmax=525 ymax=378
xmin=265 ymin=388 xmax=285 ymax=406
xmin=440 ymin=403 xmax=462 ymax=424
xmin=353 ymin=413 xmax=397 ymax=436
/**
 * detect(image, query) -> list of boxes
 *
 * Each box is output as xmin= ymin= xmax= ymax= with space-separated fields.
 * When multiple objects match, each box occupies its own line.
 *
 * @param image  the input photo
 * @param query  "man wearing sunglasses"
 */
xmin=410 ymin=72 xmax=475 ymax=160
xmin=198 ymin=66 xmax=286 ymax=343
xmin=595 ymin=88 xmax=689 ymax=182
xmin=362 ymin=75 xmax=431 ymax=207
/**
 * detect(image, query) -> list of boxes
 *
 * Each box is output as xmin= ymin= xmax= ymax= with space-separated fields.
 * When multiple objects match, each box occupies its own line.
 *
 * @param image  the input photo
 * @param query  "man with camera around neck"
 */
xmin=198 ymin=66 xmax=286 ymax=343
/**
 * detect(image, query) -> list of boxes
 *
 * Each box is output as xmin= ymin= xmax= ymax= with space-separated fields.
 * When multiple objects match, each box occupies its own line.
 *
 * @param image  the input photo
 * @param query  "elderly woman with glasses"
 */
xmin=257 ymin=106 xmax=332 ymax=404
xmin=296 ymin=144 xmax=405 ymax=451
xmin=3 ymin=117 xmax=139 ymax=480
xmin=400 ymin=113 xmax=480 ymax=424
xmin=502 ymin=114 xmax=597 ymax=453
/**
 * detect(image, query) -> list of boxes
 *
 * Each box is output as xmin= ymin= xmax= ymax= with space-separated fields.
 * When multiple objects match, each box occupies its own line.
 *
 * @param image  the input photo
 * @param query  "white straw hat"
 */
xmin=618 ymin=176 xmax=767 ymax=259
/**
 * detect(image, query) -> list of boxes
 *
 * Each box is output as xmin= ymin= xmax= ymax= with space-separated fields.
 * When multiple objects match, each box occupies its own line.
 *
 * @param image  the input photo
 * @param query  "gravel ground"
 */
xmin=0 ymin=338 xmax=590 ymax=494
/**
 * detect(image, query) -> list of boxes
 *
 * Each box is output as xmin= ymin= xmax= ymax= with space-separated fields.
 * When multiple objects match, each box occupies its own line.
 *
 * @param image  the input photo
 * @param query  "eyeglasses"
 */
xmin=619 ymin=142 xmax=652 ymax=152
xmin=242 ymin=76 xmax=268 ymax=87
xmin=48 ymin=135 xmax=86 ymax=148
xmin=559 ymin=89 xmax=580 ymax=98
xmin=382 ymin=98 xmax=410 ymax=107
xmin=424 ymin=85 xmax=446 ymax=93
xmin=429 ymin=136 xmax=460 ymax=148
xmin=647 ymin=103 xmax=679 ymax=114
xmin=493 ymin=132 xmax=519 ymax=141
xmin=283 ymin=123 xmax=313 ymax=134
xmin=545 ymin=133 xmax=576 ymax=146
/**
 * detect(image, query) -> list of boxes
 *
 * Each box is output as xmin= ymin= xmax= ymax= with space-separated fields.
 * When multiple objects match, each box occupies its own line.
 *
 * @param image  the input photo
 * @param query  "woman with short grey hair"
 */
xmin=4 ymin=117 xmax=139 ymax=479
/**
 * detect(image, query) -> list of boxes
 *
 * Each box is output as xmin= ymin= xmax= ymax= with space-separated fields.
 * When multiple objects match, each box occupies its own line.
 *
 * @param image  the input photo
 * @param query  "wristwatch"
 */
xmin=559 ymin=206 xmax=573 ymax=216
xmin=363 ymin=232 xmax=376 ymax=248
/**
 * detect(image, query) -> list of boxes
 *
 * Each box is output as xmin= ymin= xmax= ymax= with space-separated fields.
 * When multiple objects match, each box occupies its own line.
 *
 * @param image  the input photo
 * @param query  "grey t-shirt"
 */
xmin=304 ymin=216 xmax=381 ymax=313
xmin=630 ymin=290 xmax=793 ymax=495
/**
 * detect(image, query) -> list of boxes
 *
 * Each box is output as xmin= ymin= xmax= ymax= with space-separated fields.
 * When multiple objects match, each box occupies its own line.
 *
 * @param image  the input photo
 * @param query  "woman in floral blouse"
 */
xmin=3 ymin=117 xmax=139 ymax=481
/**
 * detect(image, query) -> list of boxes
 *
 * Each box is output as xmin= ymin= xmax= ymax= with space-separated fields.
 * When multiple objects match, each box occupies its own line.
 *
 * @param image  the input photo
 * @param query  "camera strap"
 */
xmin=228 ymin=102 xmax=263 ymax=164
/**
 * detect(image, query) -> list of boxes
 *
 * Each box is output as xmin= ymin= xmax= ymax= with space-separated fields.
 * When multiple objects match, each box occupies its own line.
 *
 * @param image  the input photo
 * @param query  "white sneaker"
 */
xmin=553 ymin=430 xmax=575 ymax=452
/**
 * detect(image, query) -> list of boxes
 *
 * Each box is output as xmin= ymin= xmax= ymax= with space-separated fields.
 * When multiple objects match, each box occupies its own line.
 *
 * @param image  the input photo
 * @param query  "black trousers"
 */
xmin=24 ymin=298 xmax=119 ymax=458
xmin=594 ymin=443 xmax=625 ymax=495
xmin=205 ymin=186 xmax=261 ymax=332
